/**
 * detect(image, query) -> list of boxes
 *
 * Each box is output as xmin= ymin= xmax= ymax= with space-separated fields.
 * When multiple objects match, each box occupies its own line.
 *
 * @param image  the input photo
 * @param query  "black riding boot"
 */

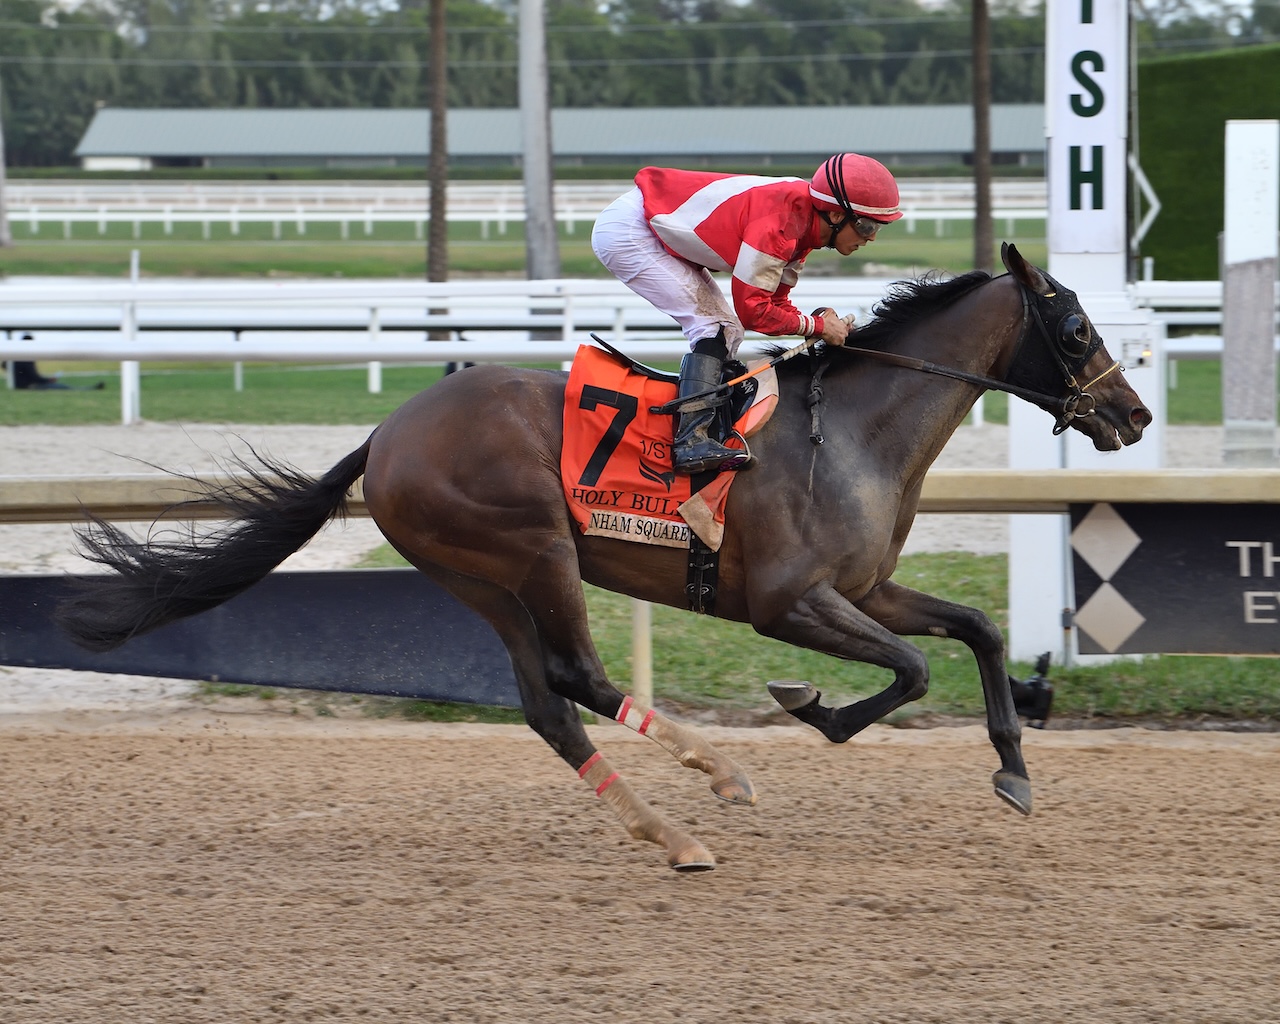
xmin=673 ymin=335 xmax=750 ymax=475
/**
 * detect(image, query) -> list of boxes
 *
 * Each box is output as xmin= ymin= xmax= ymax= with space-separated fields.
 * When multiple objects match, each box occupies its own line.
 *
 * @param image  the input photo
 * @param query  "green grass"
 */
xmin=0 ymin=218 xmax=1044 ymax=280
xmin=1164 ymin=358 xmax=1280 ymax=425
xmin=0 ymin=363 xmax=461 ymax=427
xmin=356 ymin=543 xmax=1280 ymax=723
xmin=18 ymin=356 xmax=1250 ymax=432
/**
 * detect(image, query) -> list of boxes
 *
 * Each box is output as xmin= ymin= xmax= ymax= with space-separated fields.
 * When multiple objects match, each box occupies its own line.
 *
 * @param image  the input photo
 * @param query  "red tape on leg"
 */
xmin=577 ymin=751 xmax=603 ymax=779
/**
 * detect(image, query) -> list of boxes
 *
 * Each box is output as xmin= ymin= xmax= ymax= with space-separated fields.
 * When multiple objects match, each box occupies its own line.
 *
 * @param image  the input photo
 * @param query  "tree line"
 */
xmin=0 ymin=0 xmax=1274 ymax=166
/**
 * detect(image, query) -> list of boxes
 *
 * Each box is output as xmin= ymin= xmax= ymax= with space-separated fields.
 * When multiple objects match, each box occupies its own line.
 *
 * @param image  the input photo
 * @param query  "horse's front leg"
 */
xmin=854 ymin=579 xmax=1030 ymax=815
xmin=753 ymin=582 xmax=935 ymax=741
xmin=758 ymin=580 xmax=1031 ymax=815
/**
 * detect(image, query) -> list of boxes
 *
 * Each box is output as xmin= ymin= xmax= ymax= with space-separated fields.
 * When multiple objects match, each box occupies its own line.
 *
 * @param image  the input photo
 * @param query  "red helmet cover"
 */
xmin=810 ymin=154 xmax=902 ymax=223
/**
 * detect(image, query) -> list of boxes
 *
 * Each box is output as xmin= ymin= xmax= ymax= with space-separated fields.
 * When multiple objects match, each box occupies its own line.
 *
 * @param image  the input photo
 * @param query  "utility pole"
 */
xmin=518 ymin=0 xmax=559 ymax=279
xmin=971 ymin=0 xmax=993 ymax=272
xmin=0 ymin=76 xmax=13 ymax=248
xmin=427 ymin=0 xmax=447 ymax=283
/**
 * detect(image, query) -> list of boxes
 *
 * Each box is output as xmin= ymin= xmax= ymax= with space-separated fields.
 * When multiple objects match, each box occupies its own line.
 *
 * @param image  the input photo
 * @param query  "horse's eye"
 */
xmin=1059 ymin=314 xmax=1090 ymax=357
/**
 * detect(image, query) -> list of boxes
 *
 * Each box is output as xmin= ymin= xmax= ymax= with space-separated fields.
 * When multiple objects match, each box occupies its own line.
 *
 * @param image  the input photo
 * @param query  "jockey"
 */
xmin=591 ymin=153 xmax=903 ymax=475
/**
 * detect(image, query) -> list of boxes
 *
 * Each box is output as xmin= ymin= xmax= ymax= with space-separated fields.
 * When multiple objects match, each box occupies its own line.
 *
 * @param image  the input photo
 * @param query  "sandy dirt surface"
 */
xmin=2 ymin=711 xmax=1278 ymax=1023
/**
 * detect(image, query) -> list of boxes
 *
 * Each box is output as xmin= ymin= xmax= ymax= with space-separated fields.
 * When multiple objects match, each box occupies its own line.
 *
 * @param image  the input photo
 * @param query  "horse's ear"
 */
xmin=1000 ymin=241 xmax=1053 ymax=296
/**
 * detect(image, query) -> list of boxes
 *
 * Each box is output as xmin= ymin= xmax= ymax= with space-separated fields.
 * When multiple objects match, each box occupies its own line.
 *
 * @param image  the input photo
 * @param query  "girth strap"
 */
xmin=685 ymin=470 xmax=720 ymax=614
xmin=686 ymin=534 xmax=719 ymax=615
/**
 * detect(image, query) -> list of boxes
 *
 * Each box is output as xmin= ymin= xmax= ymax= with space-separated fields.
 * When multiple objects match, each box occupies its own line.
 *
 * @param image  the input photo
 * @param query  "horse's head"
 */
xmin=1001 ymin=242 xmax=1152 ymax=452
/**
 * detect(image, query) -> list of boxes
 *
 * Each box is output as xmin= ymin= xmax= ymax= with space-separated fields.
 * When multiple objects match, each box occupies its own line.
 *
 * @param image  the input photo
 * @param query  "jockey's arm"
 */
xmin=732 ymin=209 xmax=854 ymax=345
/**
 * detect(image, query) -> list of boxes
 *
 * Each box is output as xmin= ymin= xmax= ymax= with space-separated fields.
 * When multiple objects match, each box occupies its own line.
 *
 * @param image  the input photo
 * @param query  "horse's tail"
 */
xmin=56 ymin=439 xmax=372 ymax=652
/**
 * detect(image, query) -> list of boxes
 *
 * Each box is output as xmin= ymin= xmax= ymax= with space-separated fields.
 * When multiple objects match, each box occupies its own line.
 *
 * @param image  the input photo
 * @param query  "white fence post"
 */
xmin=120 ymin=301 xmax=141 ymax=426
xmin=1221 ymin=119 xmax=1280 ymax=467
xmin=631 ymin=599 xmax=653 ymax=707
xmin=119 ymin=252 xmax=144 ymax=424
xmin=368 ymin=306 xmax=383 ymax=394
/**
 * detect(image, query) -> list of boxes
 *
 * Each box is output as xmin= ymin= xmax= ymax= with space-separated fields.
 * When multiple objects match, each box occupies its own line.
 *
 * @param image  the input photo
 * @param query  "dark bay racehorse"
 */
xmin=59 ymin=244 xmax=1151 ymax=871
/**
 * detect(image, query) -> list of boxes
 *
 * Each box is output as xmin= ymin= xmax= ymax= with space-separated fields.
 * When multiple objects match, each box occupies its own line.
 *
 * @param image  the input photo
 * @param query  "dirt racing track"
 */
xmin=1 ymin=709 xmax=1277 ymax=1024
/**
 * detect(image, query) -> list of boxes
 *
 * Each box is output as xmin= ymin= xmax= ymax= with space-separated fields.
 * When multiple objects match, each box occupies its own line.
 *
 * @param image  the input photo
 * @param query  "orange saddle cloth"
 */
xmin=560 ymin=345 xmax=777 ymax=551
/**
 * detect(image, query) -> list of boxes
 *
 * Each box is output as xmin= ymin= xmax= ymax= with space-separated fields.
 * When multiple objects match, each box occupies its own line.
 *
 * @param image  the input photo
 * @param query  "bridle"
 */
xmin=1014 ymin=281 xmax=1121 ymax=433
xmin=820 ymin=273 xmax=1122 ymax=439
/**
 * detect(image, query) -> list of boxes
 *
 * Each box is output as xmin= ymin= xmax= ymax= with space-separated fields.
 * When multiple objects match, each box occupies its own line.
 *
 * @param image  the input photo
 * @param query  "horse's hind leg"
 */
xmin=510 ymin=543 xmax=756 ymax=806
xmin=408 ymin=563 xmax=716 ymax=871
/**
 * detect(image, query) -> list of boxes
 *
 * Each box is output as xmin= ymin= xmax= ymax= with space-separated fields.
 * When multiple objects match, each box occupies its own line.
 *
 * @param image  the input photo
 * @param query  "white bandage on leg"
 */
xmin=614 ymin=695 xmax=656 ymax=735
xmin=577 ymin=751 xmax=620 ymax=796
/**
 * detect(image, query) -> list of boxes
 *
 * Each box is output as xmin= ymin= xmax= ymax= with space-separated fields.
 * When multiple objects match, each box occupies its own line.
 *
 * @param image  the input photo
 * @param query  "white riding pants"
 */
xmin=591 ymin=187 xmax=744 ymax=357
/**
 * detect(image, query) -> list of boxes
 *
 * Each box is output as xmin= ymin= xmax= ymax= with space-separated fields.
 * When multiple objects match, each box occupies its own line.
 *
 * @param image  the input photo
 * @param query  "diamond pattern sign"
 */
xmin=1070 ymin=503 xmax=1280 ymax=655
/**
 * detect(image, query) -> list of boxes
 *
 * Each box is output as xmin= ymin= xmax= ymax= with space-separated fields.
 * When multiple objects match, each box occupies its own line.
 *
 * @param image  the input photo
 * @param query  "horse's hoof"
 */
xmin=767 ymin=679 xmax=819 ymax=712
xmin=711 ymin=772 xmax=758 ymax=806
xmin=992 ymin=771 xmax=1033 ymax=815
xmin=671 ymin=857 xmax=716 ymax=873
xmin=668 ymin=837 xmax=717 ymax=872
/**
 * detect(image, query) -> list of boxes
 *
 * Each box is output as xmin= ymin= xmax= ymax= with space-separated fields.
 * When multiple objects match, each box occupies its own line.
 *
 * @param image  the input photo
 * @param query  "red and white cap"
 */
xmin=809 ymin=153 xmax=903 ymax=223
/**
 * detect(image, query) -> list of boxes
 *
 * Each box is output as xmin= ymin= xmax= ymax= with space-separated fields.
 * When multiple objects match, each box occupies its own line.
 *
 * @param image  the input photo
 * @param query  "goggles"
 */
xmin=850 ymin=215 xmax=885 ymax=240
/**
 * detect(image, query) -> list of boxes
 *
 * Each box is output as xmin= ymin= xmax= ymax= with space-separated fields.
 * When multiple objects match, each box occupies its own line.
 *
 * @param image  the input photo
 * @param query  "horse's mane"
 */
xmin=769 ymin=269 xmax=993 ymax=376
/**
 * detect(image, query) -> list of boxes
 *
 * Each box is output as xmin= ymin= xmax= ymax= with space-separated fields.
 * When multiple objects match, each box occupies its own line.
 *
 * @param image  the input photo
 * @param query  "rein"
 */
xmin=809 ymin=277 xmax=1121 ymax=442
xmin=648 ymin=275 xmax=1121 ymax=441
xmin=831 ymin=345 xmax=1061 ymax=410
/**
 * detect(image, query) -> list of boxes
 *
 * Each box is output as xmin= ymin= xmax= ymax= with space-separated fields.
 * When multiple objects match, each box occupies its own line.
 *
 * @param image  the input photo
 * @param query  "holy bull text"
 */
xmin=570 ymin=487 xmax=682 ymax=516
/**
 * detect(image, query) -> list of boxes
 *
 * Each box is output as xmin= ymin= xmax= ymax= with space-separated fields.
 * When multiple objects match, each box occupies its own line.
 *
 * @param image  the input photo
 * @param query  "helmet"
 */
xmin=810 ymin=154 xmax=902 ymax=223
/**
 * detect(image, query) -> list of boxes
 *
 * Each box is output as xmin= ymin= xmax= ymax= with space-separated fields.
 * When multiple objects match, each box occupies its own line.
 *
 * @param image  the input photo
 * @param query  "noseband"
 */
xmin=813 ymin=274 xmax=1121 ymax=442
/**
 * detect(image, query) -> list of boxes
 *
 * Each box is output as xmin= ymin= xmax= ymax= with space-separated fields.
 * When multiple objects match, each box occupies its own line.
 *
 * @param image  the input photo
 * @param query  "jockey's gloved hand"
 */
xmin=812 ymin=307 xmax=851 ymax=347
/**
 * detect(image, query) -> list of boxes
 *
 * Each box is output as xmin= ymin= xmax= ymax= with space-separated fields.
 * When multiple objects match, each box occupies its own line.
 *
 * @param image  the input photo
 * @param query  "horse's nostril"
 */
xmin=1132 ymin=406 xmax=1153 ymax=429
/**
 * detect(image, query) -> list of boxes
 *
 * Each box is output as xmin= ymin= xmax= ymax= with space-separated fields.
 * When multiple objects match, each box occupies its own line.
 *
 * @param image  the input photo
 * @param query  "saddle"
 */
xmin=591 ymin=335 xmax=763 ymax=442
xmin=561 ymin=341 xmax=779 ymax=614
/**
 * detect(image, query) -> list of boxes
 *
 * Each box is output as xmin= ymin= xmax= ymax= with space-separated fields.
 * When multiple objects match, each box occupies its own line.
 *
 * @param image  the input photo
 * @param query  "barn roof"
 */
xmin=75 ymin=105 xmax=1045 ymax=161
